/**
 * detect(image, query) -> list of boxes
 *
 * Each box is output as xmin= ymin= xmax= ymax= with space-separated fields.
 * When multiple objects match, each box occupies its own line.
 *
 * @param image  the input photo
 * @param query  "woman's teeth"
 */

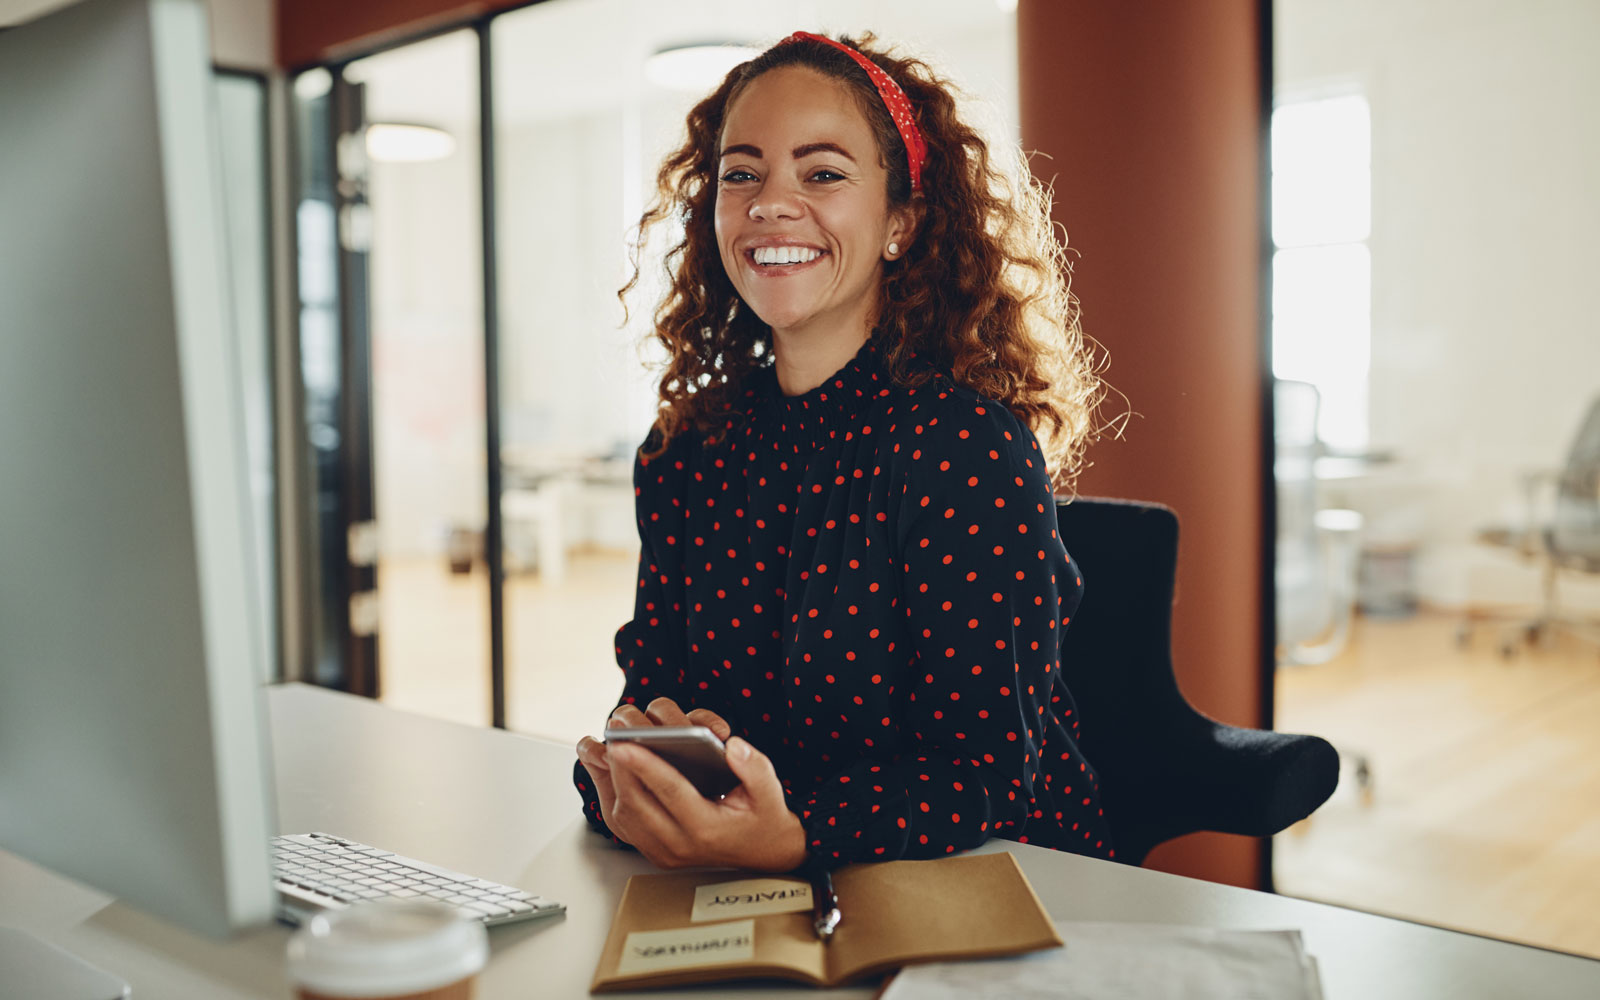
xmin=753 ymin=246 xmax=823 ymax=266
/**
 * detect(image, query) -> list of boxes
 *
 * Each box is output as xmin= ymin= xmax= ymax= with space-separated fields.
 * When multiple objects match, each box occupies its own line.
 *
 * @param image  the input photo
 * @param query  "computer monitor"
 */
xmin=0 ymin=0 xmax=277 ymax=936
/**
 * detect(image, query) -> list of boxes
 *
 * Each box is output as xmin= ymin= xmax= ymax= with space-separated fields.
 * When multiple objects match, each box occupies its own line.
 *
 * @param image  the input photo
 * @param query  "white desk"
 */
xmin=4 ymin=683 xmax=1598 ymax=998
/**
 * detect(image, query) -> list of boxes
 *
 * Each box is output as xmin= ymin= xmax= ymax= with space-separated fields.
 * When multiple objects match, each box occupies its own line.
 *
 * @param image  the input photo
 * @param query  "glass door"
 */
xmin=488 ymin=2 xmax=665 ymax=742
xmin=291 ymin=65 xmax=378 ymax=693
xmin=341 ymin=30 xmax=492 ymax=725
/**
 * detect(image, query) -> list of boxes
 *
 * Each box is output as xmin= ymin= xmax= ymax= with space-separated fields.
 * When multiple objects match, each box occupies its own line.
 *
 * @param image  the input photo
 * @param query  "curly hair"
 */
xmin=620 ymin=31 xmax=1109 ymax=492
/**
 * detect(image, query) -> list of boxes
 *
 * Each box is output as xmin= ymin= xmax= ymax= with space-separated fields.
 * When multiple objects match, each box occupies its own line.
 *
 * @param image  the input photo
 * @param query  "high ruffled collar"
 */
xmin=750 ymin=337 xmax=891 ymax=449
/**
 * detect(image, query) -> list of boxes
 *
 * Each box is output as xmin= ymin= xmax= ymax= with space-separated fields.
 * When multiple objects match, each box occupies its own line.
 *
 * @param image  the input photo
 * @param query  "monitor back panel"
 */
xmin=0 ymin=0 xmax=276 ymax=934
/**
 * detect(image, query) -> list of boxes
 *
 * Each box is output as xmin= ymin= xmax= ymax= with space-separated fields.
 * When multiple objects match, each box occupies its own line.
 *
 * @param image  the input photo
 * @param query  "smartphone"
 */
xmin=604 ymin=725 xmax=741 ymax=799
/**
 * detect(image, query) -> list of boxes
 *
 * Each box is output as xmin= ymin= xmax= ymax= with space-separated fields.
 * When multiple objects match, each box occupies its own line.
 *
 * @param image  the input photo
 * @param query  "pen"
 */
xmin=809 ymin=863 xmax=841 ymax=942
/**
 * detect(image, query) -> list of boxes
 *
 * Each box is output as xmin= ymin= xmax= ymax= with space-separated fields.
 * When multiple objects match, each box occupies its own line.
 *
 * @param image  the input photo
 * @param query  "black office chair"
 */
xmin=1055 ymin=497 xmax=1339 ymax=866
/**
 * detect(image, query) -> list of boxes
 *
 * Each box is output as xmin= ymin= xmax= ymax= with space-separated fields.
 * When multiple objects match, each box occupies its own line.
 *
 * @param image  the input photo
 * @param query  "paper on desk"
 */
xmin=880 ymin=922 xmax=1323 ymax=1000
xmin=690 ymin=877 xmax=812 ymax=922
xmin=615 ymin=919 xmax=756 ymax=977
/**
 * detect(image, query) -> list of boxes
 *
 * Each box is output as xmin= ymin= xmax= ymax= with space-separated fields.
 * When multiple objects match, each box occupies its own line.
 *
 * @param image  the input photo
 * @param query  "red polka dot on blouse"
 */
xmin=573 ymin=337 xmax=1115 ymax=866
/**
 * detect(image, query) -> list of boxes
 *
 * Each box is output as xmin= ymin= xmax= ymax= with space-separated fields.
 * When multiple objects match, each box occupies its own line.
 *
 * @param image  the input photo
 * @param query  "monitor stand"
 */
xmin=0 ymin=928 xmax=131 ymax=999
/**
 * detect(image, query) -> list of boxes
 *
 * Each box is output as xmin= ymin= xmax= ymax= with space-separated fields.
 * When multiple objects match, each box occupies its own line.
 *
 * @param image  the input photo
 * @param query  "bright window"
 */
xmin=1271 ymin=94 xmax=1371 ymax=452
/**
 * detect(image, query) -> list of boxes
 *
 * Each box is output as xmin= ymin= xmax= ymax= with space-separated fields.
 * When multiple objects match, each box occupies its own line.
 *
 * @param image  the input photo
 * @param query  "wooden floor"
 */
xmin=1274 ymin=610 xmax=1600 ymax=959
xmin=376 ymin=551 xmax=634 ymax=744
xmin=376 ymin=554 xmax=1600 ymax=958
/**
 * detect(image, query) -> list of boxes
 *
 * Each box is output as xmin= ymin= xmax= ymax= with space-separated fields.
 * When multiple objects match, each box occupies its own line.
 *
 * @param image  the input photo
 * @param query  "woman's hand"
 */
xmin=574 ymin=697 xmax=804 ymax=871
xmin=606 ymin=735 xmax=807 ymax=871
xmin=574 ymin=698 xmax=735 ymax=849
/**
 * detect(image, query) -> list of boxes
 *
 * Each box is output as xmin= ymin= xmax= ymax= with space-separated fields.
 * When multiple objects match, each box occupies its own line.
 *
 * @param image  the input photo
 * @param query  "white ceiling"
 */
xmin=343 ymin=0 xmax=1017 ymax=128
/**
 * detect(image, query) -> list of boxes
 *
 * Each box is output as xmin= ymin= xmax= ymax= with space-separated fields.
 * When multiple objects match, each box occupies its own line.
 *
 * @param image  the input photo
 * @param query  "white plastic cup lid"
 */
xmin=286 ymin=899 xmax=488 ymax=998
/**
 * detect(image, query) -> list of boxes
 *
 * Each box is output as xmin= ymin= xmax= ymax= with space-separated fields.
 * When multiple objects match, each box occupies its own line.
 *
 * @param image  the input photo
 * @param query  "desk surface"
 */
xmin=3 ymin=683 xmax=1598 ymax=998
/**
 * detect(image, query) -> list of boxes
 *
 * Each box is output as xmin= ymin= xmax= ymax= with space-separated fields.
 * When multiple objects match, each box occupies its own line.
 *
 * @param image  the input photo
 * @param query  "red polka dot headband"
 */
xmin=777 ymin=31 xmax=928 ymax=193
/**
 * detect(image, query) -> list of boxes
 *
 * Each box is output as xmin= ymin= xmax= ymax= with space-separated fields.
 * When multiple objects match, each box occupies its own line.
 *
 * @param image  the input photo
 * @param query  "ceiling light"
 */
xmin=645 ymin=42 xmax=762 ymax=93
xmin=365 ymin=123 xmax=456 ymax=163
xmin=293 ymin=68 xmax=332 ymax=100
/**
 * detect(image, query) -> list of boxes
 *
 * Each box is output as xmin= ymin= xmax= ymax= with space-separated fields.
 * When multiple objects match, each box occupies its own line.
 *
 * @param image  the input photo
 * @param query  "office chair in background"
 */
xmin=1465 ymin=394 xmax=1600 ymax=658
xmin=1054 ymin=497 xmax=1340 ymax=868
xmin=1274 ymin=380 xmax=1364 ymax=666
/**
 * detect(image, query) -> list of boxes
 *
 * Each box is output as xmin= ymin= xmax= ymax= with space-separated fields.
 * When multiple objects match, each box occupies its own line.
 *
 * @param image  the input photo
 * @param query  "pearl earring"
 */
xmin=887 ymin=242 xmax=899 ymax=256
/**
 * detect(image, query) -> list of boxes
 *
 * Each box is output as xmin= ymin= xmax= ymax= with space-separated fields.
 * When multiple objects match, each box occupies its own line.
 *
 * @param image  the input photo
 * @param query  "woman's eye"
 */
xmin=810 ymin=170 xmax=845 ymax=182
xmin=721 ymin=169 xmax=756 ymax=183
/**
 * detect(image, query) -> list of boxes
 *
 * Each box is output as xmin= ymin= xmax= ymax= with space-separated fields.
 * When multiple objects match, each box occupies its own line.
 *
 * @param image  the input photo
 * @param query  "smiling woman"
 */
xmin=573 ymin=31 xmax=1116 ymax=874
xmin=622 ymin=31 xmax=1103 ymax=486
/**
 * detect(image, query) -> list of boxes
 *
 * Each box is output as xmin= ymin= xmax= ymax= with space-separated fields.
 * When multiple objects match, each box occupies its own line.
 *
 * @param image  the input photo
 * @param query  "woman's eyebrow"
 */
xmin=792 ymin=141 xmax=856 ymax=163
xmin=718 ymin=141 xmax=858 ymax=163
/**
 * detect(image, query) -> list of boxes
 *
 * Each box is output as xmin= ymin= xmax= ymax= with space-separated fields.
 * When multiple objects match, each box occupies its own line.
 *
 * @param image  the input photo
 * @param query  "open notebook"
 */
xmin=591 ymin=852 xmax=1061 ymax=992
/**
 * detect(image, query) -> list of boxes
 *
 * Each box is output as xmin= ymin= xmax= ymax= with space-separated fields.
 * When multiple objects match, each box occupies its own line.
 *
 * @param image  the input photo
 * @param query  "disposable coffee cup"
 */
xmin=287 ymin=899 xmax=488 ymax=1000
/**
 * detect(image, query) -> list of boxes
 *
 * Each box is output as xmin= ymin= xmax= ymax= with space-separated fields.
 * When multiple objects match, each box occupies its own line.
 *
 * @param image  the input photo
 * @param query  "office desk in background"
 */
xmin=3 ymin=684 xmax=1598 ymax=999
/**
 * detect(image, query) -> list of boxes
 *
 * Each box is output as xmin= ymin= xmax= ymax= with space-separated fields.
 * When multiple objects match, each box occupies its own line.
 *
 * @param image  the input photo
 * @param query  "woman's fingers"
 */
xmin=643 ymin=697 xmax=691 ymax=728
xmin=607 ymin=704 xmax=650 ymax=730
xmin=578 ymin=757 xmax=616 ymax=811
xmin=606 ymin=700 xmax=732 ymax=744
xmin=608 ymin=745 xmax=692 ymax=864
xmin=686 ymin=708 xmax=733 ymax=741
xmin=614 ymin=743 xmax=712 ymax=823
xmin=717 ymin=739 xmax=807 ymax=870
xmin=577 ymin=756 xmax=626 ymax=844
xmin=576 ymin=738 xmax=618 ymax=813
xmin=576 ymin=735 xmax=610 ymax=771
xmin=721 ymin=737 xmax=786 ymax=814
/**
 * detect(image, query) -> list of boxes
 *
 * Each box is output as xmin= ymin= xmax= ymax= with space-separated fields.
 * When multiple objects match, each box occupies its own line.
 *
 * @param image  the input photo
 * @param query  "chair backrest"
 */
xmin=1553 ymin=395 xmax=1600 ymax=563
xmin=1052 ymin=496 xmax=1340 ymax=863
xmin=1273 ymin=379 xmax=1321 ymax=543
xmin=1273 ymin=379 xmax=1321 ymax=453
xmin=1272 ymin=380 xmax=1340 ymax=644
xmin=1053 ymin=498 xmax=1192 ymax=777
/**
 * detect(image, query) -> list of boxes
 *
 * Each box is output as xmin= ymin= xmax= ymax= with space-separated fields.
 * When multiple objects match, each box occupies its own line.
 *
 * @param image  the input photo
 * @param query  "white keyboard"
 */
xmin=272 ymin=833 xmax=564 ymax=928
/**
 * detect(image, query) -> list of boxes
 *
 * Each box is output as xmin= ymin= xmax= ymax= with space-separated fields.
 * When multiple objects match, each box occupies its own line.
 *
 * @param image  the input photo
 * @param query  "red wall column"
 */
xmin=1019 ymin=0 xmax=1268 ymax=889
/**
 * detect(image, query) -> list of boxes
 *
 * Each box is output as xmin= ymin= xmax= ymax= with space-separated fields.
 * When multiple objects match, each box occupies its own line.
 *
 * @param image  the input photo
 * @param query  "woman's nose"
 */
xmin=748 ymin=179 xmax=803 ymax=222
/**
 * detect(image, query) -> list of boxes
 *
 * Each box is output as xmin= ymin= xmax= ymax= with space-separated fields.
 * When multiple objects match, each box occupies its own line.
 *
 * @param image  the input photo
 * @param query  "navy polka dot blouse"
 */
xmin=574 ymin=338 xmax=1115 ymax=867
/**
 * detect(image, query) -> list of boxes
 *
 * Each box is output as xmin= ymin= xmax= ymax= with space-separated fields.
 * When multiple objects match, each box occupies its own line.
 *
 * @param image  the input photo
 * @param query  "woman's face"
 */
xmin=714 ymin=65 xmax=910 ymax=341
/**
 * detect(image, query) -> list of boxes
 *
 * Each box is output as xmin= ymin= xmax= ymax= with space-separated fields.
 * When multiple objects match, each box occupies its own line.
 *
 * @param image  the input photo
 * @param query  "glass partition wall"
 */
xmin=490 ymin=3 xmax=651 ymax=740
xmin=289 ymin=0 xmax=1022 ymax=743
xmin=344 ymin=32 xmax=492 ymax=726
xmin=1270 ymin=0 xmax=1600 ymax=959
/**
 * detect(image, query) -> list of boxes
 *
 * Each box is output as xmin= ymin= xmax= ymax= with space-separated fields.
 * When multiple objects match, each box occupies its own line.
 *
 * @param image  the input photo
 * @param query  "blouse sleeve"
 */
xmin=797 ymin=401 xmax=1076 ymax=865
xmin=573 ymin=431 xmax=696 ymax=838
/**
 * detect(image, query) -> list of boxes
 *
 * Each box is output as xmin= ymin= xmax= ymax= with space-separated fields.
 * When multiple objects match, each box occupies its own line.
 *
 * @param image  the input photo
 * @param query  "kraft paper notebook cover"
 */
xmin=590 ymin=852 xmax=1061 ymax=992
